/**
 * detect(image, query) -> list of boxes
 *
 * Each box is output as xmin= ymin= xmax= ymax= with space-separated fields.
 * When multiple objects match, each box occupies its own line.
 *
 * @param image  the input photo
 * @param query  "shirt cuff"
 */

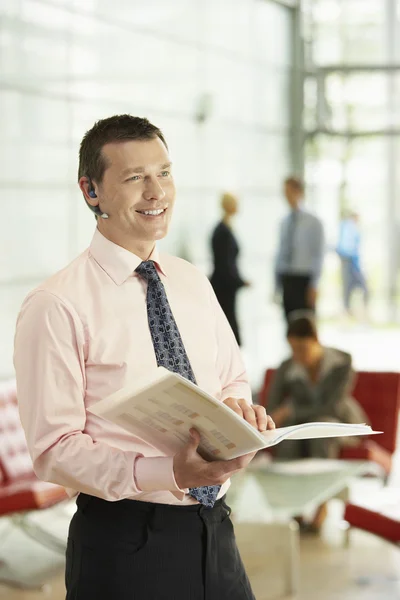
xmin=134 ymin=456 xmax=188 ymax=500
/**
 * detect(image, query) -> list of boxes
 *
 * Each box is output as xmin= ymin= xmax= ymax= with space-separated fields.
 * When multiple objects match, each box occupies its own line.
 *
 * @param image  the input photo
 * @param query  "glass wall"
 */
xmin=303 ymin=0 xmax=387 ymax=66
xmin=302 ymin=0 xmax=400 ymax=321
xmin=0 ymin=0 xmax=293 ymax=382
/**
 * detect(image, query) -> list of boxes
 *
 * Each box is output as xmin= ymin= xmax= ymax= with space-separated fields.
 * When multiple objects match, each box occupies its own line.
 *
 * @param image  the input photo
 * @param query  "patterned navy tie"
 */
xmin=135 ymin=260 xmax=221 ymax=508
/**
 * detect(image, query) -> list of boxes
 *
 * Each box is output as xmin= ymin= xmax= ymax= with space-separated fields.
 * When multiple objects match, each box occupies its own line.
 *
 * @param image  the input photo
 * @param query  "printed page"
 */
xmin=118 ymin=382 xmax=265 ymax=460
xmin=90 ymin=375 xmax=265 ymax=460
xmin=89 ymin=369 xmax=379 ymax=461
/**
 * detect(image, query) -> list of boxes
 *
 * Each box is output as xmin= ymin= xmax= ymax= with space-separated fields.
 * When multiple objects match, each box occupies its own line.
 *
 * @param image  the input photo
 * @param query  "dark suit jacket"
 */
xmin=210 ymin=221 xmax=245 ymax=294
xmin=267 ymin=347 xmax=367 ymax=424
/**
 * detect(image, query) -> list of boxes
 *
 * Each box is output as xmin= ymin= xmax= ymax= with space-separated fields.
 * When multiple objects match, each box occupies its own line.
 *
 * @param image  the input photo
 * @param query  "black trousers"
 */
xmin=65 ymin=494 xmax=254 ymax=600
xmin=281 ymin=273 xmax=314 ymax=322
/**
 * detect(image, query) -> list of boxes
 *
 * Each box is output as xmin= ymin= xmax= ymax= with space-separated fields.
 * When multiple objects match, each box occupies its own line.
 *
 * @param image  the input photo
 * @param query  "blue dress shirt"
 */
xmin=336 ymin=218 xmax=361 ymax=272
xmin=275 ymin=208 xmax=325 ymax=287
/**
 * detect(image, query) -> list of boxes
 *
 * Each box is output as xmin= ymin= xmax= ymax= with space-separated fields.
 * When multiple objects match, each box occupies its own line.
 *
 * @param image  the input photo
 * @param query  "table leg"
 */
xmin=284 ymin=519 xmax=300 ymax=596
xmin=233 ymin=520 xmax=300 ymax=598
xmin=334 ymin=486 xmax=351 ymax=547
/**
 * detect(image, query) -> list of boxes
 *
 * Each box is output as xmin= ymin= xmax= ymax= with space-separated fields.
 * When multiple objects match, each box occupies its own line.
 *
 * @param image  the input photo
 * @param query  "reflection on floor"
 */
xmin=0 ymin=487 xmax=399 ymax=600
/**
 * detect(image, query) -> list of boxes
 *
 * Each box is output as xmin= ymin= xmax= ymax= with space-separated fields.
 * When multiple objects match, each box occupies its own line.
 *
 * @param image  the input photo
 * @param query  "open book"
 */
xmin=88 ymin=367 xmax=380 ymax=461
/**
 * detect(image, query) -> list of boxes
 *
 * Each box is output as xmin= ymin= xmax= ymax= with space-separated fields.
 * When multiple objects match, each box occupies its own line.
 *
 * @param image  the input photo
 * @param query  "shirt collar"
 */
xmin=89 ymin=228 xmax=166 ymax=285
xmin=290 ymin=206 xmax=304 ymax=216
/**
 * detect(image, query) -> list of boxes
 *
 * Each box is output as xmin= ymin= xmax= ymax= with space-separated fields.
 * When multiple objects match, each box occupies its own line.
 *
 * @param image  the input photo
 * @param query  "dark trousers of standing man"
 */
xmin=340 ymin=258 xmax=369 ymax=311
xmin=280 ymin=273 xmax=314 ymax=322
xmin=66 ymin=493 xmax=255 ymax=600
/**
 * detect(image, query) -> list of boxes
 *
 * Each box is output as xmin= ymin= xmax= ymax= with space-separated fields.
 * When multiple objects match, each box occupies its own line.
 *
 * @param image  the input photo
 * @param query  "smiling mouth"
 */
xmin=136 ymin=208 xmax=167 ymax=216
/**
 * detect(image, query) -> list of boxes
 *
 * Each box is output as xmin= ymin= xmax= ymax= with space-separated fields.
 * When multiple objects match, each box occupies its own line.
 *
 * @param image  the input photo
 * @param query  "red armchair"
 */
xmin=344 ymin=499 xmax=400 ymax=545
xmin=0 ymin=380 xmax=67 ymax=516
xmin=344 ymin=487 xmax=400 ymax=553
xmin=259 ymin=369 xmax=400 ymax=474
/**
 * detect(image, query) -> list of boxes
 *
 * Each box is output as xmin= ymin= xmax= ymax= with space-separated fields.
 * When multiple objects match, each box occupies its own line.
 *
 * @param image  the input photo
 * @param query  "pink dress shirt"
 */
xmin=14 ymin=229 xmax=252 ymax=505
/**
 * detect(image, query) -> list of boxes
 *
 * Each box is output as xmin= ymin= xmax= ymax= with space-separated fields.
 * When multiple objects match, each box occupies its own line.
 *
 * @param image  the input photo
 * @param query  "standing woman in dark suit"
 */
xmin=210 ymin=193 xmax=249 ymax=346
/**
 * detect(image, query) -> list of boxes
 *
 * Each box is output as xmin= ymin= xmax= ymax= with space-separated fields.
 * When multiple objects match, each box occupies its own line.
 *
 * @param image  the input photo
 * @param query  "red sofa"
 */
xmin=0 ymin=380 xmax=67 ymax=516
xmin=259 ymin=369 xmax=400 ymax=474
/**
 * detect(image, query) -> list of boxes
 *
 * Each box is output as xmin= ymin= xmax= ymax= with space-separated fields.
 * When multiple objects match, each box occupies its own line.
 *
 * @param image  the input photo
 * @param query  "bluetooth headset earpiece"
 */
xmin=86 ymin=177 xmax=109 ymax=219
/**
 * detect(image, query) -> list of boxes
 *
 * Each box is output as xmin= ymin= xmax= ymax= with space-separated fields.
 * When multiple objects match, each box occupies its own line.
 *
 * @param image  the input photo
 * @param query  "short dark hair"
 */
xmin=78 ymin=114 xmax=167 ymax=184
xmin=287 ymin=316 xmax=317 ymax=340
xmin=284 ymin=176 xmax=305 ymax=194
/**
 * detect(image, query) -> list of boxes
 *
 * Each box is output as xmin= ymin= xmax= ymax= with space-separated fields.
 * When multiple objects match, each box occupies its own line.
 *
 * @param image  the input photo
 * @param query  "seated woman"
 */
xmin=268 ymin=313 xmax=368 ymax=461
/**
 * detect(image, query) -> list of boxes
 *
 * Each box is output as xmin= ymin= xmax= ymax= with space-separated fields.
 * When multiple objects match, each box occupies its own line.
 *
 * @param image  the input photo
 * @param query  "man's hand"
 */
xmin=223 ymin=397 xmax=275 ymax=432
xmin=173 ymin=400 xmax=275 ymax=490
xmin=307 ymin=286 xmax=317 ymax=309
xmin=173 ymin=429 xmax=258 ymax=490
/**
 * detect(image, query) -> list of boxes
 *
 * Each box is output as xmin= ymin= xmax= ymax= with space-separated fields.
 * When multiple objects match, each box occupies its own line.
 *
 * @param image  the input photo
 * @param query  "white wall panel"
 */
xmin=0 ymin=0 xmax=292 ymax=379
xmin=0 ymin=190 xmax=70 ymax=281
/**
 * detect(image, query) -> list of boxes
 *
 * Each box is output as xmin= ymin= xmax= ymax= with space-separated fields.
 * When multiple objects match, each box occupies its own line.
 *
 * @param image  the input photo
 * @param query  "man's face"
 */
xmin=94 ymin=137 xmax=175 ymax=245
xmin=284 ymin=183 xmax=302 ymax=210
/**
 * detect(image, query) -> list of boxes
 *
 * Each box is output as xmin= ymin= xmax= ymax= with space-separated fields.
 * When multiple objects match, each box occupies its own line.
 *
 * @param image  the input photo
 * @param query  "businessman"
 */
xmin=274 ymin=176 xmax=325 ymax=321
xmin=14 ymin=114 xmax=274 ymax=600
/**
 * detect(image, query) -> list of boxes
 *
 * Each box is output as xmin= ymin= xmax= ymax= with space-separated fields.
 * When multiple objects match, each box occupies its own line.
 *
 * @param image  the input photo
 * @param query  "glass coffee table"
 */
xmin=227 ymin=459 xmax=380 ymax=597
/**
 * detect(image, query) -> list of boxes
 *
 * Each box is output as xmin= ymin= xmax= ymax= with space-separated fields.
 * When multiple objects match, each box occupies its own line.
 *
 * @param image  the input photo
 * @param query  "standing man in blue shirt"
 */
xmin=274 ymin=177 xmax=325 ymax=322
